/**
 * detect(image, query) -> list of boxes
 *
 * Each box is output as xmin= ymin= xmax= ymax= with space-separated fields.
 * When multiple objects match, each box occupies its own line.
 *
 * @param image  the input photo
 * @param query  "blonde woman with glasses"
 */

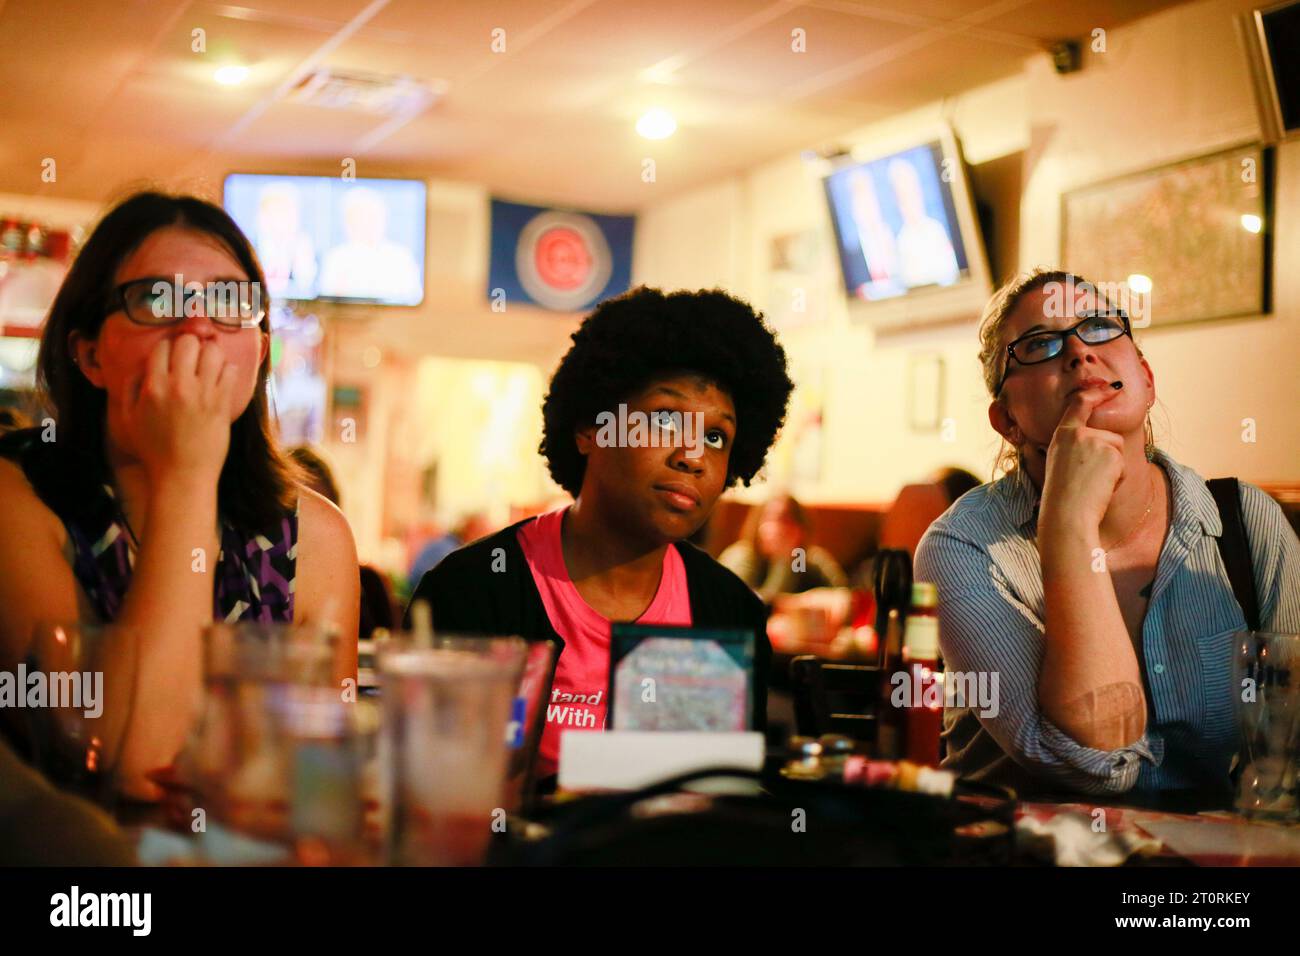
xmin=915 ymin=270 xmax=1299 ymax=804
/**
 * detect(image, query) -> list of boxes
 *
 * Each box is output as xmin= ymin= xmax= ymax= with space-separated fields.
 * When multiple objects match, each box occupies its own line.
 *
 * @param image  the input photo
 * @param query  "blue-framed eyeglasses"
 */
xmin=996 ymin=310 xmax=1132 ymax=394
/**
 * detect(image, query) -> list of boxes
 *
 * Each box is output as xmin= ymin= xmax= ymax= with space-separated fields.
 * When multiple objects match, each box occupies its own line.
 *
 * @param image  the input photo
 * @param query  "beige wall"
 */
xmin=320 ymin=324 xmax=553 ymax=566
xmin=1020 ymin=0 xmax=1297 ymax=483
xmin=633 ymin=77 xmax=1031 ymax=504
xmin=632 ymin=0 xmax=1297 ymax=506
xmin=0 ymin=191 xmax=101 ymax=229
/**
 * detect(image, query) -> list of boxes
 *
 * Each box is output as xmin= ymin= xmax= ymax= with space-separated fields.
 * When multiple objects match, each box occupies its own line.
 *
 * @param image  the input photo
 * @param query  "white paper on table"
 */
xmin=558 ymin=731 xmax=765 ymax=793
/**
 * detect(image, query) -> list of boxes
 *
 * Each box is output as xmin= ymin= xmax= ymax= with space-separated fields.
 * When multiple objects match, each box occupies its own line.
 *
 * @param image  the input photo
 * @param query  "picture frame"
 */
xmin=906 ymin=353 xmax=945 ymax=433
xmin=1061 ymin=143 xmax=1273 ymax=328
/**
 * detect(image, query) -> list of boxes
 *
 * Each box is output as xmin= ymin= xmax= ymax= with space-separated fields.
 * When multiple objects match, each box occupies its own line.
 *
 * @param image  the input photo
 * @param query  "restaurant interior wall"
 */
xmin=1019 ymin=0 xmax=1299 ymax=484
xmin=320 ymin=329 xmax=554 ymax=571
xmin=633 ymin=76 xmax=1030 ymax=505
xmin=633 ymin=0 xmax=1298 ymax=507
xmin=5 ymin=0 xmax=1295 ymax=569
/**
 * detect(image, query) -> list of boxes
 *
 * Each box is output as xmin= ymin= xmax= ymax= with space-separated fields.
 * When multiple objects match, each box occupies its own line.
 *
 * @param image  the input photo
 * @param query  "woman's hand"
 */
xmin=109 ymin=335 xmax=236 ymax=486
xmin=1038 ymin=387 xmax=1125 ymax=538
xmin=1034 ymin=386 xmax=1148 ymax=751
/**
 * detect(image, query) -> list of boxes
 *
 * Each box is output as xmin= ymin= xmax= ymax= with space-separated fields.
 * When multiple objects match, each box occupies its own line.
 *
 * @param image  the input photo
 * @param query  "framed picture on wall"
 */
xmin=766 ymin=360 xmax=826 ymax=488
xmin=1061 ymin=143 xmax=1273 ymax=328
xmin=906 ymin=353 xmax=945 ymax=433
xmin=764 ymin=229 xmax=831 ymax=331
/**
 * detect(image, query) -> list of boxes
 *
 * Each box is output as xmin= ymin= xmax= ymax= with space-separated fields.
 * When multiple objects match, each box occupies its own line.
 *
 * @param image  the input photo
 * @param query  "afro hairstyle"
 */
xmin=539 ymin=286 xmax=794 ymax=497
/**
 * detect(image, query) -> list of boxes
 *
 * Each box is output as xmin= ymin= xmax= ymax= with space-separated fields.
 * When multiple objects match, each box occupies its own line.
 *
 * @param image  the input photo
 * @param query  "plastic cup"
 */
xmin=379 ymin=636 xmax=526 ymax=865
xmin=1232 ymin=631 xmax=1300 ymax=820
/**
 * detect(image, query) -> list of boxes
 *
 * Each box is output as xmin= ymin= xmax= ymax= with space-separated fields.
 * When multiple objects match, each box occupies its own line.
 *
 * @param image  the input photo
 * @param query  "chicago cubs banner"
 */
xmin=488 ymin=199 xmax=635 ymax=312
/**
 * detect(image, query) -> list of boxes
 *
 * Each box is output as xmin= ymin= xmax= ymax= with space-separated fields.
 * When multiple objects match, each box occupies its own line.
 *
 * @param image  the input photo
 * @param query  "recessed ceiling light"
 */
xmin=636 ymin=108 xmax=676 ymax=140
xmin=214 ymin=65 xmax=249 ymax=87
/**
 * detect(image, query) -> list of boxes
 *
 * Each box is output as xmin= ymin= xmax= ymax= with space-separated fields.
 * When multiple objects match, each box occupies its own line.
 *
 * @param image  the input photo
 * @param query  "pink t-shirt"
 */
xmin=518 ymin=507 xmax=691 ymax=777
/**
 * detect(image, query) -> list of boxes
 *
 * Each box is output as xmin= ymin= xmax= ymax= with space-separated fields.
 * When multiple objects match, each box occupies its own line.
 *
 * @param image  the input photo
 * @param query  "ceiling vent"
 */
xmin=288 ymin=67 xmax=447 ymax=116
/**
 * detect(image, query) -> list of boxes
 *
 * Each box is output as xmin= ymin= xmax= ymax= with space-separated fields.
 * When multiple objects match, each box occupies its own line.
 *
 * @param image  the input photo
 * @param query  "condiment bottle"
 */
xmin=901 ymin=582 xmax=943 ymax=767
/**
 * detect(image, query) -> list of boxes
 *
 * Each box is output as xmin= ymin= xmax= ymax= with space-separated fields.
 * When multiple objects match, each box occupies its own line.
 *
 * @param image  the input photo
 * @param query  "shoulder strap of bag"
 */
xmin=1206 ymin=477 xmax=1261 ymax=632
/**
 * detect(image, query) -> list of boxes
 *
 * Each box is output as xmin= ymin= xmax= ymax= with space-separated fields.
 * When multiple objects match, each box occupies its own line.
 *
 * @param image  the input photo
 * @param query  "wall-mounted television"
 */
xmin=822 ymin=127 xmax=991 ymax=329
xmin=223 ymin=173 xmax=426 ymax=306
xmin=1245 ymin=1 xmax=1300 ymax=142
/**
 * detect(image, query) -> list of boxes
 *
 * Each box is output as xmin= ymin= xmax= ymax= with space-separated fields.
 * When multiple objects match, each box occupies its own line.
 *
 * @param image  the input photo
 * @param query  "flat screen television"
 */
xmin=223 ymin=173 xmax=426 ymax=306
xmin=1248 ymin=1 xmax=1300 ymax=141
xmin=822 ymin=128 xmax=991 ymax=327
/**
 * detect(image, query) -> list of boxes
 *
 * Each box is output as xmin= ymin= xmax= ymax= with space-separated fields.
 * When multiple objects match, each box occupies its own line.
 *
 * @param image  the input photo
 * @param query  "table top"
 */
xmin=1016 ymin=799 xmax=1300 ymax=866
xmin=108 ymin=767 xmax=1300 ymax=867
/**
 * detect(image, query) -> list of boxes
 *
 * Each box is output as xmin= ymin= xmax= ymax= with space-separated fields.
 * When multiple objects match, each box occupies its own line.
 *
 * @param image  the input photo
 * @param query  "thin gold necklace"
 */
xmin=1104 ymin=471 xmax=1157 ymax=555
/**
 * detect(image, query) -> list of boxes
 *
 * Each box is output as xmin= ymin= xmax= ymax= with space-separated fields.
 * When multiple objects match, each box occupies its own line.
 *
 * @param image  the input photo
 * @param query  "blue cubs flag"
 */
xmin=489 ymin=199 xmax=635 ymax=312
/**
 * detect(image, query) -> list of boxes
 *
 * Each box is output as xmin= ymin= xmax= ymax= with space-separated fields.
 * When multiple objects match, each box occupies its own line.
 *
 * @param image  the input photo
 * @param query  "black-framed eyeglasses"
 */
xmin=996 ymin=310 xmax=1131 ymax=394
xmin=106 ymin=276 xmax=266 ymax=329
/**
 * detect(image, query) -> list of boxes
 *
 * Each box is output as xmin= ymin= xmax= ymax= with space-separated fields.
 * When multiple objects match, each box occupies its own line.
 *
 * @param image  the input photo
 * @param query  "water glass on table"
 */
xmin=176 ymin=621 xmax=367 ymax=864
xmin=1232 ymin=631 xmax=1300 ymax=821
xmin=378 ymin=635 xmax=526 ymax=865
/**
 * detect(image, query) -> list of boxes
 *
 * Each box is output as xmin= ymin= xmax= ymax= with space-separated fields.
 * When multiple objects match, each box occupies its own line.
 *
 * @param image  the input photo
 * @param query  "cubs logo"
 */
xmin=515 ymin=210 xmax=612 ymax=312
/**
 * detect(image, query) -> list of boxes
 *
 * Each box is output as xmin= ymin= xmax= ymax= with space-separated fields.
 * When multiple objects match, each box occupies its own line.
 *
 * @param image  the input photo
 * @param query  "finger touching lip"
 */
xmin=1068 ymin=377 xmax=1116 ymax=396
xmin=1058 ymin=383 xmax=1120 ymax=428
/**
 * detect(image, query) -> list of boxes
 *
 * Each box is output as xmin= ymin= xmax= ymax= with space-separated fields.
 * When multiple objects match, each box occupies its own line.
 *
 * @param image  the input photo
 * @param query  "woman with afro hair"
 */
xmin=407 ymin=286 xmax=794 ymax=780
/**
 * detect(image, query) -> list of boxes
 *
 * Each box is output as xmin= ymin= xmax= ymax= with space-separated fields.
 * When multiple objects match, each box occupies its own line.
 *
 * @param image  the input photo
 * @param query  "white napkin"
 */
xmin=1016 ymin=812 xmax=1162 ymax=866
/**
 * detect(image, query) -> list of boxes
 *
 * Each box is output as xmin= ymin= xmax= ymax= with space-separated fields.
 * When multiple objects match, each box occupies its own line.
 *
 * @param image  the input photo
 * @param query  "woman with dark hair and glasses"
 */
xmin=0 ymin=192 xmax=359 ymax=798
xmin=915 ymin=270 xmax=1299 ymax=803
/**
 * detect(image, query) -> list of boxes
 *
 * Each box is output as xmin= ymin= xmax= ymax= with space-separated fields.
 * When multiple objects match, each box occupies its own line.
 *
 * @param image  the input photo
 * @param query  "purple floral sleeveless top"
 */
xmin=64 ymin=483 xmax=298 ymax=624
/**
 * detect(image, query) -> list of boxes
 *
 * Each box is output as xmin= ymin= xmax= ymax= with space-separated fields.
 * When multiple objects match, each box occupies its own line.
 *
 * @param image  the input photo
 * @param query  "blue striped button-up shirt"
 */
xmin=914 ymin=451 xmax=1300 ymax=798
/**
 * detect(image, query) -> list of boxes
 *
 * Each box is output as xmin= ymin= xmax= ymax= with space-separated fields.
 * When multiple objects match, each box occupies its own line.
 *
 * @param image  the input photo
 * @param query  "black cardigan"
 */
xmin=405 ymin=517 xmax=771 ymax=730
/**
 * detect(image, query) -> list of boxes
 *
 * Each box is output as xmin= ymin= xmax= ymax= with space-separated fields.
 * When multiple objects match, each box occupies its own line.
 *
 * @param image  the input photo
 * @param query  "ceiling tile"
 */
xmin=363 ymin=0 xmax=594 ymax=44
xmin=673 ymin=6 xmax=921 ymax=98
xmin=0 ymin=0 xmax=1200 ymax=210
xmin=978 ymin=0 xmax=1190 ymax=39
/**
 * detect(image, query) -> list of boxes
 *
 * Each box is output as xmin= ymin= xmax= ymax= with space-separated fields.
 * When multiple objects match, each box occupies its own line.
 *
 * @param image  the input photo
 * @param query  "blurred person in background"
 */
xmin=407 ymin=510 xmax=493 ymax=592
xmin=720 ymin=493 xmax=847 ymax=601
xmin=252 ymin=180 xmax=317 ymax=300
xmin=931 ymin=465 xmax=981 ymax=506
xmin=848 ymin=169 xmax=902 ymax=299
xmin=288 ymin=444 xmax=396 ymax=641
xmin=0 ymin=192 xmax=359 ymax=799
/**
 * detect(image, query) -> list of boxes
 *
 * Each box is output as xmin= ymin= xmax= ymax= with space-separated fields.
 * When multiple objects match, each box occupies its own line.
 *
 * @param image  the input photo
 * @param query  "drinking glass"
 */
xmin=379 ymin=636 xmax=526 ymax=865
xmin=20 ymin=622 xmax=141 ymax=808
xmin=177 ymin=621 xmax=366 ymax=863
xmin=1232 ymin=631 xmax=1300 ymax=820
